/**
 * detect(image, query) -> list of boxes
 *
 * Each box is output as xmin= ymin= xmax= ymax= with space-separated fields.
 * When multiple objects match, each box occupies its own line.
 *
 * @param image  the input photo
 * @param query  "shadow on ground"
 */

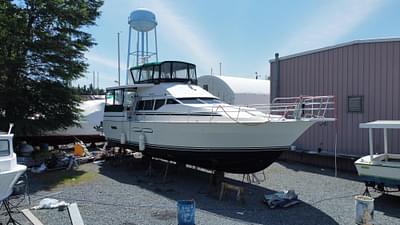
xmin=277 ymin=160 xmax=362 ymax=182
xmin=98 ymin=158 xmax=339 ymax=225
xmin=374 ymin=193 xmax=400 ymax=219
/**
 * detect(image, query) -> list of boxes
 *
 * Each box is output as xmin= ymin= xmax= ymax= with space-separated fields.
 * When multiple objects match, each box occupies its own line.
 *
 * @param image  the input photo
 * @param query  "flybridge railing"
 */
xmin=211 ymin=95 xmax=336 ymax=121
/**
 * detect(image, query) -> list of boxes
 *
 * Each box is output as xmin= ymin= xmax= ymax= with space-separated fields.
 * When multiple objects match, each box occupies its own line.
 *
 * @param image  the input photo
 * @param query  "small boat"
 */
xmin=355 ymin=120 xmax=400 ymax=190
xmin=103 ymin=61 xmax=336 ymax=173
xmin=0 ymin=124 xmax=27 ymax=201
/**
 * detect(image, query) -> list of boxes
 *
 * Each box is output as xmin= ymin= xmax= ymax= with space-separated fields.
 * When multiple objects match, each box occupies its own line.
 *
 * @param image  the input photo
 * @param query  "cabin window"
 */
xmin=135 ymin=101 xmax=144 ymax=110
xmin=143 ymin=100 xmax=154 ymax=110
xmin=166 ymin=99 xmax=179 ymax=104
xmin=172 ymin=62 xmax=188 ymax=79
xmin=188 ymin=64 xmax=196 ymax=81
xmin=124 ymin=89 xmax=136 ymax=106
xmin=153 ymin=65 xmax=160 ymax=80
xmin=0 ymin=140 xmax=10 ymax=157
xmin=203 ymin=84 xmax=208 ymax=91
xmin=199 ymin=98 xmax=222 ymax=104
xmin=178 ymin=98 xmax=203 ymax=104
xmin=141 ymin=66 xmax=152 ymax=82
xmin=114 ymin=89 xmax=123 ymax=105
xmin=154 ymin=99 xmax=165 ymax=110
xmin=161 ymin=63 xmax=171 ymax=79
xmin=106 ymin=91 xmax=115 ymax=105
xmin=132 ymin=69 xmax=140 ymax=82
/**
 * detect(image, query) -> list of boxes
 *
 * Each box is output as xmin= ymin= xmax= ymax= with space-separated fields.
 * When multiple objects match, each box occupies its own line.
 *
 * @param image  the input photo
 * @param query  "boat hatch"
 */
xmin=129 ymin=61 xmax=197 ymax=85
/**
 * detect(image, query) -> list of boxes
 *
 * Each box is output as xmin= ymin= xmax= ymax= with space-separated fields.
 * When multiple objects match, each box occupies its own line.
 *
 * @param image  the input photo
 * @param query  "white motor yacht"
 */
xmin=103 ymin=61 xmax=336 ymax=173
xmin=355 ymin=120 xmax=400 ymax=189
xmin=0 ymin=125 xmax=27 ymax=201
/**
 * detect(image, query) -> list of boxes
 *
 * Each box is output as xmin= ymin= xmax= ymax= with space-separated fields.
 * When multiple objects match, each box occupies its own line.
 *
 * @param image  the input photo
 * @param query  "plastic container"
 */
xmin=177 ymin=200 xmax=195 ymax=225
xmin=355 ymin=195 xmax=374 ymax=225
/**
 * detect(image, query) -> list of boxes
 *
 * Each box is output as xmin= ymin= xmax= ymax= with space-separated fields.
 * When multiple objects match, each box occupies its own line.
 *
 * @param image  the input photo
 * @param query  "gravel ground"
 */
xmin=1 ymin=158 xmax=399 ymax=225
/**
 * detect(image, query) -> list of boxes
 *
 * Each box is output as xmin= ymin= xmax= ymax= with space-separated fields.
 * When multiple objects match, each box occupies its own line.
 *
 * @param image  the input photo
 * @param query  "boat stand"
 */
xmin=1 ymin=200 xmax=21 ymax=225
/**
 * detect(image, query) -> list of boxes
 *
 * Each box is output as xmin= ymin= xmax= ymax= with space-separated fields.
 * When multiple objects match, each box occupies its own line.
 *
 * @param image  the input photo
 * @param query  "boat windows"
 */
xmin=161 ymin=63 xmax=171 ymax=79
xmin=123 ymin=89 xmax=136 ymax=106
xmin=106 ymin=91 xmax=115 ymax=105
xmin=178 ymin=98 xmax=203 ymax=104
xmin=154 ymin=99 xmax=165 ymax=110
xmin=130 ymin=61 xmax=197 ymax=84
xmin=141 ymin=66 xmax=153 ymax=82
xmin=143 ymin=100 xmax=154 ymax=110
xmin=166 ymin=99 xmax=179 ymax=104
xmin=199 ymin=98 xmax=222 ymax=104
xmin=0 ymin=140 xmax=9 ymax=157
xmin=172 ymin=62 xmax=188 ymax=79
xmin=114 ymin=89 xmax=123 ymax=105
xmin=135 ymin=100 xmax=144 ymax=110
xmin=177 ymin=98 xmax=222 ymax=104
xmin=153 ymin=65 xmax=160 ymax=80
xmin=105 ymin=89 xmax=124 ymax=112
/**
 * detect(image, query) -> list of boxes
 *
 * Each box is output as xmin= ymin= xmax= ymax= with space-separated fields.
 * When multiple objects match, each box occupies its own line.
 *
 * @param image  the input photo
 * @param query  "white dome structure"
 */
xmin=198 ymin=75 xmax=270 ymax=105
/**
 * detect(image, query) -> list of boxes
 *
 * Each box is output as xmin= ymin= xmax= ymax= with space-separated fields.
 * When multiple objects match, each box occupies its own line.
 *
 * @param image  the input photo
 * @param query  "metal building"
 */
xmin=270 ymin=38 xmax=400 ymax=157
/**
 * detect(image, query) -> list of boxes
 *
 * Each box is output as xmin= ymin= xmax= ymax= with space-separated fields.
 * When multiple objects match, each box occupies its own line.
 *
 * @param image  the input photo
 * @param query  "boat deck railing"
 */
xmin=212 ymin=95 xmax=336 ymax=122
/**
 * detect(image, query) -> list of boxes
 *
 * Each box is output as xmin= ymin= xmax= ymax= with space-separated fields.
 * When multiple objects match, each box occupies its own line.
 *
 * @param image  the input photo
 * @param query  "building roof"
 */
xmin=269 ymin=37 xmax=400 ymax=63
xmin=199 ymin=75 xmax=270 ymax=95
xmin=360 ymin=120 xmax=400 ymax=129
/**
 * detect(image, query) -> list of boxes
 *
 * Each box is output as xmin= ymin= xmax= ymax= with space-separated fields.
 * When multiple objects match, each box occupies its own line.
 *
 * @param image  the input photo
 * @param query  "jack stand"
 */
xmin=146 ymin=158 xmax=153 ymax=177
xmin=363 ymin=186 xmax=371 ymax=197
xmin=162 ymin=162 xmax=169 ymax=183
xmin=2 ymin=200 xmax=21 ymax=225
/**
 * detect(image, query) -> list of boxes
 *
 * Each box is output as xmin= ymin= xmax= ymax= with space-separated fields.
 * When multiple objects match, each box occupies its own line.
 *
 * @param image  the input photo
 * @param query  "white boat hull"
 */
xmin=0 ymin=164 xmax=27 ymax=201
xmin=104 ymin=119 xmax=317 ymax=173
xmin=355 ymin=155 xmax=400 ymax=187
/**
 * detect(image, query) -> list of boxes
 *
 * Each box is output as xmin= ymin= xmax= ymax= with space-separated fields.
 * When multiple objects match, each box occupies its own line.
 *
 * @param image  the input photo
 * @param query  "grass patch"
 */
xmin=30 ymin=168 xmax=99 ymax=191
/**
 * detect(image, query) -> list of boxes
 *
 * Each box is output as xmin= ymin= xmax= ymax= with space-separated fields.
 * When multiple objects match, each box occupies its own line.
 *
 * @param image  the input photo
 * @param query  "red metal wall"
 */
xmin=270 ymin=40 xmax=400 ymax=156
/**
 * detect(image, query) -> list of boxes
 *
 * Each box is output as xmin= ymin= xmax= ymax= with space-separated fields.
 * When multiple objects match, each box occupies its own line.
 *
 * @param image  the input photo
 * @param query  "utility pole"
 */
xmin=97 ymin=72 xmax=99 ymax=95
xmin=92 ymin=71 xmax=95 ymax=95
xmin=219 ymin=62 xmax=222 ymax=76
xmin=117 ymin=32 xmax=121 ymax=86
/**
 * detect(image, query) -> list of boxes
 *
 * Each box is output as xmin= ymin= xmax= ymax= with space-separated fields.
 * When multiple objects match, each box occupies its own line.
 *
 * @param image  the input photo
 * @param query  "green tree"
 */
xmin=0 ymin=0 xmax=103 ymax=135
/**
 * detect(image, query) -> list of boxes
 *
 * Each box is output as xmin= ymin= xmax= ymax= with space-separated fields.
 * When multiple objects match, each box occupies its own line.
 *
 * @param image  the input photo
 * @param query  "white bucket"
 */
xmin=355 ymin=195 xmax=374 ymax=225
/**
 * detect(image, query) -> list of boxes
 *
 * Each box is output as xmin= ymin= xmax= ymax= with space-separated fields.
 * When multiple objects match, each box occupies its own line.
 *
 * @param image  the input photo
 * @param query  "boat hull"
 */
xmin=109 ymin=140 xmax=284 ymax=173
xmin=355 ymin=155 xmax=400 ymax=187
xmin=0 ymin=164 xmax=27 ymax=201
xmin=105 ymin=119 xmax=316 ymax=173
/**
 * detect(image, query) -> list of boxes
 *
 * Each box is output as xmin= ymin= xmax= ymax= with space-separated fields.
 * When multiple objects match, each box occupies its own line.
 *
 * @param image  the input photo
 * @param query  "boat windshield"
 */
xmin=177 ymin=98 xmax=223 ymax=104
xmin=130 ymin=61 xmax=197 ymax=84
xmin=0 ymin=139 xmax=10 ymax=157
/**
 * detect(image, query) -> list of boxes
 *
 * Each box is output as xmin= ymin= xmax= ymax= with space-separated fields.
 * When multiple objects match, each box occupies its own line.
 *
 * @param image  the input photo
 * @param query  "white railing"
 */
xmin=211 ymin=95 xmax=336 ymax=122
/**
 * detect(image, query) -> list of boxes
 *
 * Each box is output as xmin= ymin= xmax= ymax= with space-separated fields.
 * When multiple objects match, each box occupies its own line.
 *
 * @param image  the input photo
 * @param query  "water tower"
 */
xmin=126 ymin=8 xmax=158 ymax=84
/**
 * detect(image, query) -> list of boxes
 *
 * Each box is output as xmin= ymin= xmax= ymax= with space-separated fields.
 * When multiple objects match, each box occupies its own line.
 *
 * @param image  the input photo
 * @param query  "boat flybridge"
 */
xmin=103 ymin=61 xmax=336 ymax=173
xmin=0 ymin=124 xmax=27 ymax=202
xmin=355 ymin=120 xmax=400 ymax=191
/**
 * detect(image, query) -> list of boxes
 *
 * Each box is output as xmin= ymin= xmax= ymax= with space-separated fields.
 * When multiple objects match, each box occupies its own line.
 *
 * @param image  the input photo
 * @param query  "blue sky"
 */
xmin=77 ymin=0 xmax=400 ymax=88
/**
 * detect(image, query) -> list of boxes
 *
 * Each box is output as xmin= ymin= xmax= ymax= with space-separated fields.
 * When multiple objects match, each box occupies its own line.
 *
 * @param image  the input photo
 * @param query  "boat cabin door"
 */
xmin=123 ymin=88 xmax=137 ymax=119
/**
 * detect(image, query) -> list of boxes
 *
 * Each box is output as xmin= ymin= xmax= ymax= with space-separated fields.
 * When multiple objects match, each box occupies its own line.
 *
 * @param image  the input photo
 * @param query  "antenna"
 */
xmin=126 ymin=9 xmax=158 ymax=84
xmin=8 ymin=123 xmax=14 ymax=135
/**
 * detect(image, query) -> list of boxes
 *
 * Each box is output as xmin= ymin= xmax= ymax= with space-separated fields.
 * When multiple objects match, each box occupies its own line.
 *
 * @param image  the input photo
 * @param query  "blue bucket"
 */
xmin=177 ymin=200 xmax=195 ymax=225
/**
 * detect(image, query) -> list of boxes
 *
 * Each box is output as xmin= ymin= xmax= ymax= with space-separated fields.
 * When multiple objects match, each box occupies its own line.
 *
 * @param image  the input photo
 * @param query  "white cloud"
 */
xmin=139 ymin=0 xmax=220 ymax=69
xmin=280 ymin=0 xmax=385 ymax=55
xmin=86 ymin=52 xmax=126 ymax=70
